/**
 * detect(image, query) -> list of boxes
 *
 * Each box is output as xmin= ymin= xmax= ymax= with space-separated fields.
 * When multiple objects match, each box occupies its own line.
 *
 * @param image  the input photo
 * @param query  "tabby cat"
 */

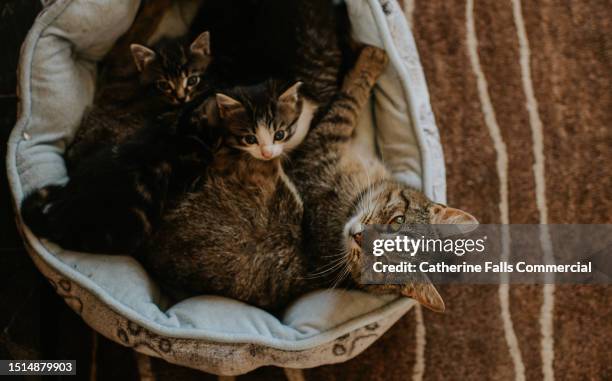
xmin=214 ymin=80 xmax=308 ymax=161
xmin=287 ymin=47 xmax=479 ymax=312
xmin=130 ymin=31 xmax=213 ymax=106
xmin=140 ymin=80 xmax=308 ymax=311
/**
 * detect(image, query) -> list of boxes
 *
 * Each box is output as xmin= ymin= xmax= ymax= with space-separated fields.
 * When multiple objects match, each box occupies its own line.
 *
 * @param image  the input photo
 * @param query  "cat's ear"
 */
xmin=401 ymin=280 xmax=445 ymax=312
xmin=429 ymin=203 xmax=478 ymax=233
xmin=130 ymin=44 xmax=156 ymax=72
xmin=278 ymin=81 xmax=303 ymax=105
xmin=190 ymin=31 xmax=211 ymax=57
xmin=215 ymin=93 xmax=243 ymax=118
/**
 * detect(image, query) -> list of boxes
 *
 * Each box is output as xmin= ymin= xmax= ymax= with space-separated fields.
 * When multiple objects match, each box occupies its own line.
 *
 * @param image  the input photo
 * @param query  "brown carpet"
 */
xmin=241 ymin=1 xmax=612 ymax=380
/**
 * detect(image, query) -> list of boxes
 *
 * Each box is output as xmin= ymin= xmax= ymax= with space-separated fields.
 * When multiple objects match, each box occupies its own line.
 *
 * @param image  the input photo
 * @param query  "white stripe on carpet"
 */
xmin=510 ymin=1 xmax=556 ymax=380
xmin=412 ymin=304 xmax=426 ymax=381
xmin=403 ymin=0 xmax=415 ymax=28
xmin=466 ymin=1 xmax=526 ymax=380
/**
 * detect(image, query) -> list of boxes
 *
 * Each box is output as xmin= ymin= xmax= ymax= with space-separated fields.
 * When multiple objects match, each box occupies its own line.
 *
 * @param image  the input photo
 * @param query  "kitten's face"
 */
xmin=130 ymin=32 xmax=212 ymax=105
xmin=215 ymin=81 xmax=303 ymax=161
xmin=342 ymin=181 xmax=478 ymax=269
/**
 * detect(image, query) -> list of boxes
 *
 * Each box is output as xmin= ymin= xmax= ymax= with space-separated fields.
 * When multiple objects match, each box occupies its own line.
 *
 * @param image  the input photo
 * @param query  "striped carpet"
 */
xmin=236 ymin=1 xmax=611 ymax=380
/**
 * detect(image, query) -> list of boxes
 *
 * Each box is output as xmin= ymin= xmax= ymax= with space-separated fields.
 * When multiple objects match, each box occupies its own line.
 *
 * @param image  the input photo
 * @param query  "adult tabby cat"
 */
xmin=286 ymin=47 xmax=479 ymax=312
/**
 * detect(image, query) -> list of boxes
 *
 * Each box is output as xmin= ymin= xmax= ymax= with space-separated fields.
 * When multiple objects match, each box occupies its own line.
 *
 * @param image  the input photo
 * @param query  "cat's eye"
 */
xmin=156 ymin=80 xmax=171 ymax=92
xmin=390 ymin=216 xmax=406 ymax=225
xmin=274 ymin=131 xmax=285 ymax=141
xmin=244 ymin=135 xmax=258 ymax=145
xmin=388 ymin=215 xmax=406 ymax=232
xmin=186 ymin=75 xmax=200 ymax=87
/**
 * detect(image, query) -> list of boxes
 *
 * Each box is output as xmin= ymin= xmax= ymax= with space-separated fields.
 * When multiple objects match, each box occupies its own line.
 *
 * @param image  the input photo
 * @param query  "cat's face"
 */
xmin=130 ymin=32 xmax=212 ymax=105
xmin=215 ymin=81 xmax=303 ymax=161
xmin=344 ymin=181 xmax=478 ymax=255
xmin=342 ymin=181 xmax=478 ymax=310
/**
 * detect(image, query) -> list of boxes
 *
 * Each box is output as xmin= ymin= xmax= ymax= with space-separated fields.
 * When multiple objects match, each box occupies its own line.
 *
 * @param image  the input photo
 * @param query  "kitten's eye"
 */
xmin=244 ymin=135 xmax=258 ymax=145
xmin=187 ymin=75 xmax=200 ymax=87
xmin=156 ymin=80 xmax=171 ymax=92
xmin=274 ymin=130 xmax=285 ymax=141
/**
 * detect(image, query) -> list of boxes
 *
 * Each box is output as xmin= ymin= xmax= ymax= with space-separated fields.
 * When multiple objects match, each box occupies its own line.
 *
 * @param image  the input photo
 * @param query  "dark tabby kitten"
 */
xmin=140 ymin=80 xmax=307 ymax=311
xmin=21 ymin=111 xmax=219 ymax=254
xmin=67 ymin=32 xmax=213 ymax=167
xmin=130 ymin=31 xmax=213 ymax=105
xmin=287 ymin=47 xmax=479 ymax=312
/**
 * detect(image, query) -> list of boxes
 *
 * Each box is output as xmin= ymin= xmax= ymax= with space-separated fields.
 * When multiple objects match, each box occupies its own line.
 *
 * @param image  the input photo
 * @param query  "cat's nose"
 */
xmin=350 ymin=223 xmax=364 ymax=246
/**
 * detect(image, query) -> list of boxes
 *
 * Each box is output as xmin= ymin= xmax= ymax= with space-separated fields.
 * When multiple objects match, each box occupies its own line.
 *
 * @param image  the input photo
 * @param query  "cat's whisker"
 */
xmin=329 ymin=260 xmax=351 ymax=290
xmin=303 ymin=256 xmax=348 ymax=279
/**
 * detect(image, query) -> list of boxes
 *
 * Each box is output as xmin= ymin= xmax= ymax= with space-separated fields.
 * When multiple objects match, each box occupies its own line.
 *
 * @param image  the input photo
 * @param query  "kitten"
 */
xmin=140 ymin=82 xmax=307 ymax=311
xmin=130 ymin=31 xmax=213 ymax=106
xmin=287 ymin=47 xmax=479 ymax=312
xmin=22 ymin=110 xmax=220 ymax=254
xmin=213 ymin=80 xmax=307 ymax=161
xmin=67 ymin=32 xmax=214 ymax=167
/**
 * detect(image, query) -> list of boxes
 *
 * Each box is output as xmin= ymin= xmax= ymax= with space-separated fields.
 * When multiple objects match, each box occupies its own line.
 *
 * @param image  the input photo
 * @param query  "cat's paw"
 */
xmin=359 ymin=45 xmax=389 ymax=76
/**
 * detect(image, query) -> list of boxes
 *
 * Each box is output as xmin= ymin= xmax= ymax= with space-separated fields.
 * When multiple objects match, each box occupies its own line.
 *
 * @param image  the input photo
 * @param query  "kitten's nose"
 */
xmin=261 ymin=146 xmax=275 ymax=159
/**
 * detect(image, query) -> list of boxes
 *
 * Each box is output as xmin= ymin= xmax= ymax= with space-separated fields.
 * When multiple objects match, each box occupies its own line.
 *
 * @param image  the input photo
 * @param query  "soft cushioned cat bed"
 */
xmin=7 ymin=0 xmax=446 ymax=375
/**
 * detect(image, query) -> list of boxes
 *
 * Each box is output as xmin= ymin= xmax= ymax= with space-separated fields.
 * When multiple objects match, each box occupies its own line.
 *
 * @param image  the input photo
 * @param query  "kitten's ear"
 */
xmin=130 ymin=44 xmax=156 ymax=72
xmin=215 ymin=93 xmax=243 ymax=118
xmin=278 ymin=81 xmax=303 ymax=105
xmin=401 ymin=279 xmax=445 ymax=312
xmin=190 ymin=31 xmax=211 ymax=57
xmin=430 ymin=203 xmax=479 ymax=233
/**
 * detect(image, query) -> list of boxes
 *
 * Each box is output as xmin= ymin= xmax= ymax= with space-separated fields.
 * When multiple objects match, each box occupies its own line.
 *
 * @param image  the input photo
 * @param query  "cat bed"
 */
xmin=7 ymin=0 xmax=446 ymax=375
